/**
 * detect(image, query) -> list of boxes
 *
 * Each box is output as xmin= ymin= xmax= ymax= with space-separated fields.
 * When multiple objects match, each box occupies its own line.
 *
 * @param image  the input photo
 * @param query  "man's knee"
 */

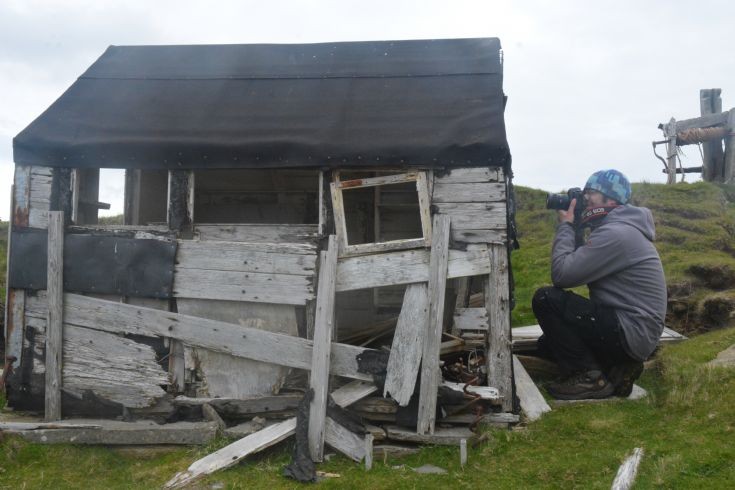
xmin=532 ymin=286 xmax=565 ymax=315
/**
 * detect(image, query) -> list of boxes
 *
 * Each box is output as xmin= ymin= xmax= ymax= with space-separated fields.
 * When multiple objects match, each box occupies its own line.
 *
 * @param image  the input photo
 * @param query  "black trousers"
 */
xmin=531 ymin=286 xmax=635 ymax=376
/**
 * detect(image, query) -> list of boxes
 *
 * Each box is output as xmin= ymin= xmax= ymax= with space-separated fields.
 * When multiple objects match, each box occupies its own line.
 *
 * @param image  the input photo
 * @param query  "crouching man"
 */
xmin=532 ymin=169 xmax=667 ymax=400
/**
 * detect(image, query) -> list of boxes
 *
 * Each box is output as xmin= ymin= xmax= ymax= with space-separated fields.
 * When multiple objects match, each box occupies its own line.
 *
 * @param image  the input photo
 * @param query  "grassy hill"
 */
xmin=1 ymin=183 xmax=735 ymax=487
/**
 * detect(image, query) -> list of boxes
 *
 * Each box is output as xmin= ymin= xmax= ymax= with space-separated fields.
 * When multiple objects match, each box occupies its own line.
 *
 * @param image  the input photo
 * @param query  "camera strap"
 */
xmin=580 ymin=205 xmax=620 ymax=227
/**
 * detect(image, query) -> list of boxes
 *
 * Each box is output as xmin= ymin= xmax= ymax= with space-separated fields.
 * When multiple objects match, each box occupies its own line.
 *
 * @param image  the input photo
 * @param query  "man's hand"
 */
xmin=558 ymin=198 xmax=576 ymax=224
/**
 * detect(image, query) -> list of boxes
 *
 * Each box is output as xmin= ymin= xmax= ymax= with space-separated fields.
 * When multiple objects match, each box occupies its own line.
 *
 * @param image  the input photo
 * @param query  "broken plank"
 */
xmin=611 ymin=448 xmax=644 ymax=490
xmin=25 ymin=293 xmax=373 ymax=381
xmin=385 ymin=425 xmax=476 ymax=446
xmin=453 ymin=307 xmax=489 ymax=331
xmin=12 ymin=420 xmax=217 ymax=445
xmin=330 ymin=380 xmax=379 ymax=408
xmin=486 ymin=243 xmax=513 ymax=412
xmin=45 ymin=211 xmax=64 ymax=421
xmin=164 ymin=418 xmax=296 ymax=488
xmin=432 ymin=182 xmax=505 ymax=203
xmin=308 ymin=235 xmax=339 ymax=462
xmin=324 ymin=416 xmax=366 ymax=463
xmin=384 ymin=283 xmax=428 ymax=406
xmin=336 ymin=246 xmax=491 ymax=292
xmin=417 ymin=215 xmax=450 ymax=435
xmin=512 ymin=355 xmax=551 ymax=421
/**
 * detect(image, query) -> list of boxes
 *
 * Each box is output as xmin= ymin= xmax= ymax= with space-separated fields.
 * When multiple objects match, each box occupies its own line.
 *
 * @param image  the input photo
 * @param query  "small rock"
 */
xmin=210 ymin=482 xmax=224 ymax=489
xmin=413 ymin=464 xmax=447 ymax=475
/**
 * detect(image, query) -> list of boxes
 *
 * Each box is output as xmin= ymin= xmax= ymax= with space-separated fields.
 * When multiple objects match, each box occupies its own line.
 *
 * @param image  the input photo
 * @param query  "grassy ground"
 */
xmin=2 ymin=183 xmax=735 ymax=488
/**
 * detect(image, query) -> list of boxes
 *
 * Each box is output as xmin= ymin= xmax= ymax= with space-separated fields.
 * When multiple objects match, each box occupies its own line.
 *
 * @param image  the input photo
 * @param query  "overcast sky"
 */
xmin=1 ymin=0 xmax=733 ymax=220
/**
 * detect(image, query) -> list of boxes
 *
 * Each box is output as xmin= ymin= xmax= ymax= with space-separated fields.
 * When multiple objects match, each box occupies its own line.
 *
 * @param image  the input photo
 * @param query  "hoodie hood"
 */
xmin=602 ymin=205 xmax=656 ymax=241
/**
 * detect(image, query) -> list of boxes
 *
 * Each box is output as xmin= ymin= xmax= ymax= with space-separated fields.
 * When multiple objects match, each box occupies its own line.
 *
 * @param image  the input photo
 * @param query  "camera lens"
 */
xmin=546 ymin=193 xmax=571 ymax=210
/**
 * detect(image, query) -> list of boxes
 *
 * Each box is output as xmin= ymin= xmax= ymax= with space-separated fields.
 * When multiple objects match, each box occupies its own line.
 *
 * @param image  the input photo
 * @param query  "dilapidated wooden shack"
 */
xmin=4 ymin=38 xmax=516 ymax=472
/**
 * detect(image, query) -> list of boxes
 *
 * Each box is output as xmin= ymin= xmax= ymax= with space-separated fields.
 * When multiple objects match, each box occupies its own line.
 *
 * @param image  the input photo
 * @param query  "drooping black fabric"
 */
xmin=13 ymin=38 xmax=509 ymax=170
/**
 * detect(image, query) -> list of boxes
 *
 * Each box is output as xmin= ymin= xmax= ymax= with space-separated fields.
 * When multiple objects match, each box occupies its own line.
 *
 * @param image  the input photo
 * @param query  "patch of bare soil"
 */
xmin=687 ymin=264 xmax=735 ymax=290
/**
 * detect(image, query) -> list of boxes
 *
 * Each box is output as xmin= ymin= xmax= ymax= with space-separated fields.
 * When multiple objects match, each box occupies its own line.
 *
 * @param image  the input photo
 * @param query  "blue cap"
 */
xmin=584 ymin=169 xmax=631 ymax=204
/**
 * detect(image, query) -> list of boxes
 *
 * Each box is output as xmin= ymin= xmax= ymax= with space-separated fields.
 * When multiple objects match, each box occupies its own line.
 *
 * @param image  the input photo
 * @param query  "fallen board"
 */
xmin=384 ymin=425 xmax=476 ymax=446
xmin=512 ymin=355 xmax=551 ymax=421
xmin=511 ymin=324 xmax=687 ymax=351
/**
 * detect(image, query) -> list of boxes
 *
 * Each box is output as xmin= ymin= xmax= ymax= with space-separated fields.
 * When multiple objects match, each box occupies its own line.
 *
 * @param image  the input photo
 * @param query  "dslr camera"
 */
xmin=546 ymin=187 xmax=585 ymax=213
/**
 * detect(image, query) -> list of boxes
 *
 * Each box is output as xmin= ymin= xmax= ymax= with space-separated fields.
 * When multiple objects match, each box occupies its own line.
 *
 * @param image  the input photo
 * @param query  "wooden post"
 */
xmin=167 ymin=169 xmax=195 ymax=392
xmin=700 ymin=89 xmax=725 ymax=182
xmin=417 ymin=214 xmax=450 ymax=435
xmin=665 ymin=117 xmax=678 ymax=185
xmin=486 ymin=243 xmax=513 ymax=412
xmin=308 ymin=235 xmax=339 ymax=462
xmin=364 ymin=433 xmax=374 ymax=470
xmin=724 ymin=109 xmax=735 ymax=184
xmin=460 ymin=438 xmax=468 ymax=467
xmin=45 ymin=211 xmax=64 ymax=421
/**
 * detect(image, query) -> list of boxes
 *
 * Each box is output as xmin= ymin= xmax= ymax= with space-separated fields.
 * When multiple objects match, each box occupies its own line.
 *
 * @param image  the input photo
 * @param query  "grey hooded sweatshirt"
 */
xmin=551 ymin=205 xmax=667 ymax=361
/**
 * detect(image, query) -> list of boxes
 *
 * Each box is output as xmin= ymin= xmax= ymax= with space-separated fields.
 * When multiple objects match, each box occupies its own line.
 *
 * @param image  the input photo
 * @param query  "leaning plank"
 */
xmin=385 ymin=425 xmax=476 ymax=446
xmin=11 ymin=420 xmax=217 ymax=445
xmin=336 ymin=246 xmax=491 ymax=292
xmin=384 ymin=283 xmax=429 ymax=406
xmin=308 ymin=235 xmax=339 ymax=462
xmin=611 ymin=448 xmax=644 ymax=490
xmin=417 ymin=215 xmax=451 ymax=435
xmin=330 ymin=380 xmax=379 ymax=408
xmin=486 ymin=243 xmax=513 ymax=412
xmin=164 ymin=418 xmax=297 ymax=489
xmin=173 ymin=268 xmax=314 ymax=305
xmin=432 ymin=182 xmax=505 ymax=203
xmin=45 ymin=211 xmax=64 ymax=421
xmin=453 ymin=307 xmax=489 ymax=331
xmin=26 ymin=293 xmax=372 ymax=381
xmin=324 ymin=416 xmax=367 ymax=463
xmin=512 ymin=355 xmax=551 ymax=421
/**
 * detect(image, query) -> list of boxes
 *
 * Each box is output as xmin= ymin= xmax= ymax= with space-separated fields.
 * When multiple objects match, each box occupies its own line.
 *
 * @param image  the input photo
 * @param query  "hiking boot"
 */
xmin=607 ymin=361 xmax=644 ymax=397
xmin=546 ymin=370 xmax=615 ymax=400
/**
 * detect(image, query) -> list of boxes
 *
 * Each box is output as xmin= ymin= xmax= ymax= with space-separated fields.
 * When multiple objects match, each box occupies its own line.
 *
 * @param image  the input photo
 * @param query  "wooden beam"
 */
xmin=308 ymin=235 xmax=338 ymax=462
xmin=25 ymin=293 xmax=373 ymax=381
xmin=417 ymin=215 xmax=450 ymax=435
xmin=674 ymin=111 xmax=729 ymax=132
xmin=167 ymin=170 xmax=194 ymax=232
xmin=174 ymin=394 xmax=302 ymax=417
xmin=45 ymin=211 xmax=64 ymax=421
xmin=432 ymin=182 xmax=505 ymax=203
xmin=664 ymin=118 xmax=678 ymax=184
xmin=512 ymin=355 xmax=551 ymax=421
xmin=324 ymin=416 xmax=367 ymax=463
xmin=330 ymin=380 xmax=378 ymax=408
xmin=486 ymin=243 xmax=513 ymax=412
xmin=700 ymin=89 xmax=725 ymax=182
xmin=385 ymin=425 xmax=476 ymax=446
xmin=336 ymin=246 xmax=491 ymax=292
xmin=193 ymin=223 xmax=319 ymax=244
xmin=723 ymin=110 xmax=735 ymax=184
xmin=384 ymin=283 xmax=428 ymax=406
xmin=434 ymin=167 xmax=502 ymax=183
xmin=335 ymin=172 xmax=419 ymax=189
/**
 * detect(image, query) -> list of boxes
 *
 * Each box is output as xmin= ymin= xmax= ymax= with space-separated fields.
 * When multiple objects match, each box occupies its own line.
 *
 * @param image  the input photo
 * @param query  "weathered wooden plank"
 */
xmin=700 ymin=89 xmax=725 ymax=182
xmin=324 ymin=416 xmax=367 ymax=463
xmin=364 ymin=434 xmax=374 ymax=470
xmin=433 ymin=202 xmax=506 ymax=229
xmin=336 ymin=247 xmax=491 ymax=292
xmin=336 ymin=172 xmax=419 ymax=189
xmin=308 ymin=235 xmax=339 ymax=462
xmin=611 ymin=448 xmax=644 ymax=490
xmin=0 ymin=422 xmax=102 ymax=430
xmin=432 ymin=182 xmax=505 ymax=203
xmin=417 ymin=215 xmax=450 ymax=435
xmin=164 ymin=418 xmax=296 ymax=488
xmin=176 ymin=240 xmax=317 ymax=275
xmin=173 ymin=268 xmax=314 ymax=305
xmin=25 ymin=293 xmax=373 ymax=381
xmin=194 ymin=223 xmax=318 ymax=244
xmin=330 ymin=380 xmax=378 ymax=408
xmin=453 ymin=307 xmax=489 ymax=331
xmin=452 ymin=229 xmax=506 ymax=243
xmin=339 ymin=238 xmax=428 ymax=257
xmin=486 ymin=243 xmax=513 ymax=412
xmin=675 ymin=111 xmax=729 ymax=132
xmin=174 ymin=394 xmax=302 ymax=416
xmin=384 ymin=283 xmax=428 ymax=406
xmin=29 ymin=207 xmax=49 ymax=228
xmin=416 ymin=171 xmax=433 ymax=243
xmin=45 ymin=211 xmax=63 ymax=421
xmin=434 ymin=167 xmax=503 ymax=183
xmin=385 ymin=425 xmax=476 ymax=446
xmin=512 ymin=355 xmax=551 ymax=421
xmin=10 ymin=420 xmax=217 ymax=445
